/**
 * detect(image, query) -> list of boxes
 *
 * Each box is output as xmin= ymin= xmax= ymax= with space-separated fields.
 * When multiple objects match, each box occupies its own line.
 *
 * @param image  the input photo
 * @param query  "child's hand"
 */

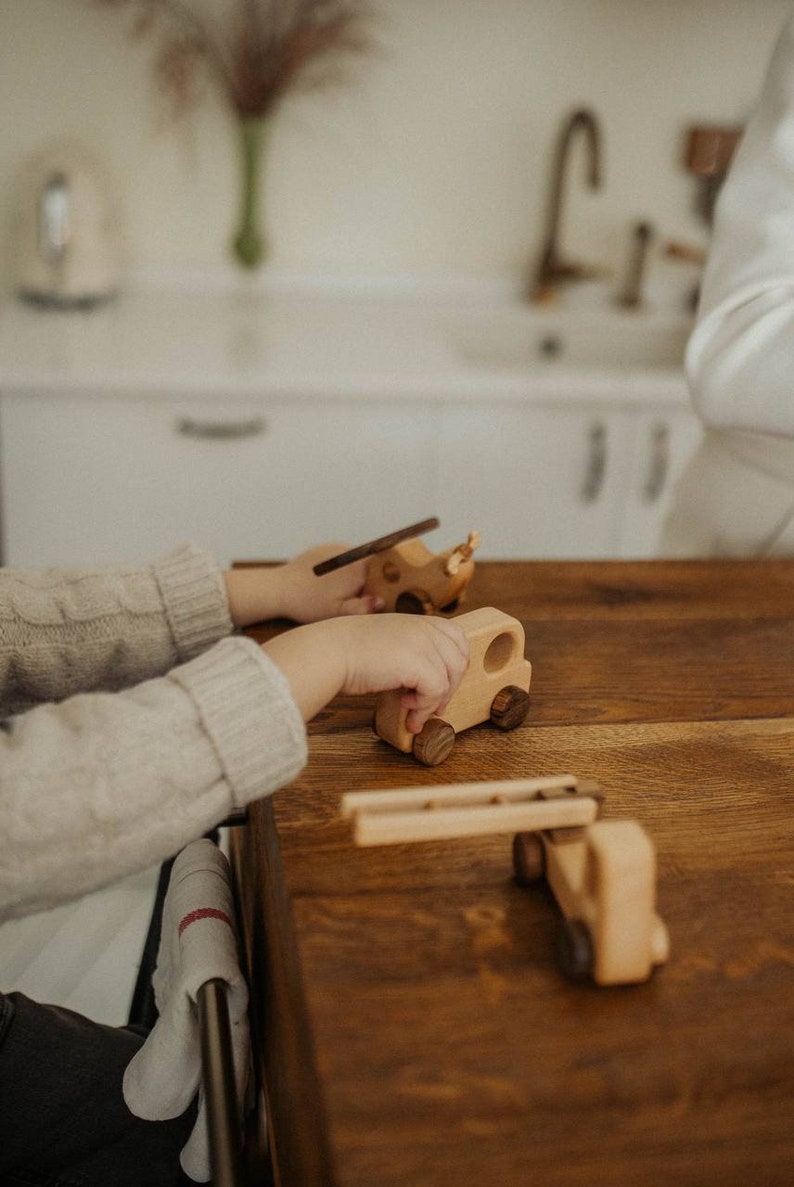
xmin=261 ymin=614 xmax=470 ymax=734
xmin=275 ymin=543 xmax=383 ymax=623
xmin=224 ymin=542 xmax=383 ymax=628
xmin=337 ymin=614 xmax=470 ymax=732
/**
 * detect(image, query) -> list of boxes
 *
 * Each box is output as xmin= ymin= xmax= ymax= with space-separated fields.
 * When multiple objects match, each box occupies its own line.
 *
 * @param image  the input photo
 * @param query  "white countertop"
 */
xmin=0 ymin=283 xmax=693 ymax=405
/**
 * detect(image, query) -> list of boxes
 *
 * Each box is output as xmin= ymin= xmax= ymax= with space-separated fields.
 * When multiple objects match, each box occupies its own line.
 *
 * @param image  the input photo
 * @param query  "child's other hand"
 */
xmin=262 ymin=613 xmax=470 ymax=733
xmin=224 ymin=542 xmax=383 ymax=628
xmin=277 ymin=543 xmax=383 ymax=623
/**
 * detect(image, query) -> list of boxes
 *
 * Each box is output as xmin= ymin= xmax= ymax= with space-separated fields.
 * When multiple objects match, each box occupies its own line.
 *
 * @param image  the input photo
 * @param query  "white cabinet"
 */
xmin=435 ymin=402 xmax=692 ymax=560
xmin=437 ymin=403 xmax=634 ymax=559
xmin=617 ymin=407 xmax=703 ymax=557
xmin=0 ymin=391 xmax=440 ymax=567
xmin=0 ymin=289 xmax=700 ymax=566
xmin=0 ymin=388 xmax=700 ymax=568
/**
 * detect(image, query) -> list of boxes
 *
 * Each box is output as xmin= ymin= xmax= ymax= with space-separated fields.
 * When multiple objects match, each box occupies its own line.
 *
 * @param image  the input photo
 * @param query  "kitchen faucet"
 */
xmin=617 ymin=221 xmax=655 ymax=309
xmin=529 ymin=108 xmax=604 ymax=302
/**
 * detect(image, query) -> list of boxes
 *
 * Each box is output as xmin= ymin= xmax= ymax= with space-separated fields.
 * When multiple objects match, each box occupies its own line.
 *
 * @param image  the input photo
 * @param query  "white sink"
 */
xmin=441 ymin=307 xmax=691 ymax=373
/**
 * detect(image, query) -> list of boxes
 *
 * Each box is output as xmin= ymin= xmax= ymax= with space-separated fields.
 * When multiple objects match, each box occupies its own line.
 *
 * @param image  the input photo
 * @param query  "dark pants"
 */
xmin=0 ymin=992 xmax=196 ymax=1187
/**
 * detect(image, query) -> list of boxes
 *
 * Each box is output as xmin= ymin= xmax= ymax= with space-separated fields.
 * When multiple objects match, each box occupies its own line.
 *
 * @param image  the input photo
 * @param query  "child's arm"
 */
xmin=262 ymin=613 xmax=470 ymax=734
xmin=1 ymin=614 xmax=468 ymax=920
xmin=0 ymin=545 xmax=232 ymax=716
xmin=225 ymin=542 xmax=383 ymax=628
xmin=0 ymin=541 xmax=380 ymax=716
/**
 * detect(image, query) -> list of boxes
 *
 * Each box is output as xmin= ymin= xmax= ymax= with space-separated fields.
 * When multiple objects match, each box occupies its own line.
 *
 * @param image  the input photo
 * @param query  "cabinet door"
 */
xmin=437 ymin=404 xmax=633 ymax=559
xmin=0 ymin=393 xmax=440 ymax=567
xmin=618 ymin=408 xmax=704 ymax=558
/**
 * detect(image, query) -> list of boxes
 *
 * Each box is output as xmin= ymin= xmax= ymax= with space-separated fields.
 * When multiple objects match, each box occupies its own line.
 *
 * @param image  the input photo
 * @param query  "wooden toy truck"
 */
xmin=313 ymin=517 xmax=480 ymax=615
xmin=513 ymin=815 xmax=670 ymax=985
xmin=341 ymin=775 xmax=670 ymax=986
xmin=374 ymin=606 xmax=532 ymax=765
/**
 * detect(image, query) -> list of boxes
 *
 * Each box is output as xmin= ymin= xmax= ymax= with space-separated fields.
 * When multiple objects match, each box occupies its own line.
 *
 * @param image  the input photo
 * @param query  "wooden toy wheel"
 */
xmin=490 ymin=685 xmax=531 ymax=730
xmin=395 ymin=589 xmax=435 ymax=615
xmin=557 ymin=919 xmax=594 ymax=982
xmin=412 ymin=718 xmax=455 ymax=766
xmin=512 ymin=832 xmax=545 ymax=884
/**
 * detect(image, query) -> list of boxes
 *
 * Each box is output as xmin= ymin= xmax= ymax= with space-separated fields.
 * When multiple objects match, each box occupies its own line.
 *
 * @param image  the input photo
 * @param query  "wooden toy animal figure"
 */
xmin=366 ymin=529 xmax=481 ymax=614
xmin=374 ymin=606 xmax=532 ymax=765
xmin=312 ymin=517 xmax=480 ymax=615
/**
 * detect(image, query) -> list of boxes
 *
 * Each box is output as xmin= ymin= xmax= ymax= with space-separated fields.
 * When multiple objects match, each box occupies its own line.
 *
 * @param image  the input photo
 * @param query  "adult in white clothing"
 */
xmin=662 ymin=7 xmax=794 ymax=556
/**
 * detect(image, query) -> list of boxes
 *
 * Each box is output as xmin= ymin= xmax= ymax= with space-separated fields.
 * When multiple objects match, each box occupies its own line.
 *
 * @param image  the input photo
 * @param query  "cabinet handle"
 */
xmin=175 ymin=416 xmax=267 ymax=441
xmin=580 ymin=421 xmax=607 ymax=503
xmin=642 ymin=422 xmax=670 ymax=503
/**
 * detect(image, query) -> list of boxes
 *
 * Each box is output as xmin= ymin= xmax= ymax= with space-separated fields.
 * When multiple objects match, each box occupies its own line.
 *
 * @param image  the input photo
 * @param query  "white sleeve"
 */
xmin=687 ymin=8 xmax=794 ymax=437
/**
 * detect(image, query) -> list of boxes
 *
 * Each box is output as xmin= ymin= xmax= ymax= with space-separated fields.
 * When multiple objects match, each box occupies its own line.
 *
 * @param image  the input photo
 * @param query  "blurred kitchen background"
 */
xmin=3 ymin=0 xmax=789 ymax=287
xmin=0 ymin=0 xmax=791 ymax=1031
xmin=0 ymin=0 xmax=791 ymax=572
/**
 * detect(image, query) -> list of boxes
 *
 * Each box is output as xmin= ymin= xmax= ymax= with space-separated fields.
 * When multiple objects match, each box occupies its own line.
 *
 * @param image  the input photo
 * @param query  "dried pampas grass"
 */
xmin=97 ymin=0 xmax=375 ymax=118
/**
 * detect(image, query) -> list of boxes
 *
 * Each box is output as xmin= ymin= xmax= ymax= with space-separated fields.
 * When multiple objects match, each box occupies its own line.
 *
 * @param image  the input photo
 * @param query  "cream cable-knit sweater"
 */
xmin=687 ymin=6 xmax=794 ymax=458
xmin=0 ymin=544 xmax=307 ymax=921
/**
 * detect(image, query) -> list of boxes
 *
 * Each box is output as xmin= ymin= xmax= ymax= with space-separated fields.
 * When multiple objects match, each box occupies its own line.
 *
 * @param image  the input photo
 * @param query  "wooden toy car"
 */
xmin=374 ymin=606 xmax=532 ymax=765
xmin=365 ymin=530 xmax=480 ymax=614
xmin=513 ymin=815 xmax=670 ymax=985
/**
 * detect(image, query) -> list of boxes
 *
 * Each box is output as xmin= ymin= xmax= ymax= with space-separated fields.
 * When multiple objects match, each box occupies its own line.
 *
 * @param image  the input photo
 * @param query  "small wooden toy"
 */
xmin=374 ymin=606 xmax=532 ymax=765
xmin=341 ymin=774 xmax=600 ymax=846
xmin=513 ymin=817 xmax=669 ymax=986
xmin=365 ymin=529 xmax=481 ymax=615
xmin=313 ymin=517 xmax=480 ymax=614
xmin=341 ymin=776 xmax=669 ymax=986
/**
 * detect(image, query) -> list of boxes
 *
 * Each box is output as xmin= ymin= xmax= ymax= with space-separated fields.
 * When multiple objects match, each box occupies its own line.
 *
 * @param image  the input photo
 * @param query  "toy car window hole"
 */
xmin=483 ymin=631 xmax=519 ymax=674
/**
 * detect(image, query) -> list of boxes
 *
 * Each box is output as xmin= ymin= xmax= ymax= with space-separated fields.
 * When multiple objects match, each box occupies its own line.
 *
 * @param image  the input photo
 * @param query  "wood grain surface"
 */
xmin=232 ymin=560 xmax=794 ymax=1187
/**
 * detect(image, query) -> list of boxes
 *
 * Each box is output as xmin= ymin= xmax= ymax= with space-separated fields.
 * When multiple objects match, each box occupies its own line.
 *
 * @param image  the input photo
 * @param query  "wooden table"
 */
xmin=232 ymin=560 xmax=794 ymax=1187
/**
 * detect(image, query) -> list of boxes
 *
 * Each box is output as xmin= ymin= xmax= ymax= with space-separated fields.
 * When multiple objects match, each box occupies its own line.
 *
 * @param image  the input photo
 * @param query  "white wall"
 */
xmin=0 ymin=0 xmax=791 ymax=296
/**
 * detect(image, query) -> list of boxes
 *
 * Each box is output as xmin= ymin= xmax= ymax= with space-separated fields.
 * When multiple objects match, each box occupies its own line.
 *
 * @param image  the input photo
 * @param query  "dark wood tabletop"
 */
xmin=232 ymin=559 xmax=794 ymax=1187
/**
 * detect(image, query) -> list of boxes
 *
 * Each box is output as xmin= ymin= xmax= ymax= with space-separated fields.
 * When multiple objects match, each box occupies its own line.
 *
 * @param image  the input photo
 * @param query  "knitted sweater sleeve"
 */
xmin=0 ymin=636 xmax=307 ymax=920
xmin=686 ymin=9 xmax=794 ymax=438
xmin=0 ymin=544 xmax=308 ymax=919
xmin=0 ymin=544 xmax=234 ymax=716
